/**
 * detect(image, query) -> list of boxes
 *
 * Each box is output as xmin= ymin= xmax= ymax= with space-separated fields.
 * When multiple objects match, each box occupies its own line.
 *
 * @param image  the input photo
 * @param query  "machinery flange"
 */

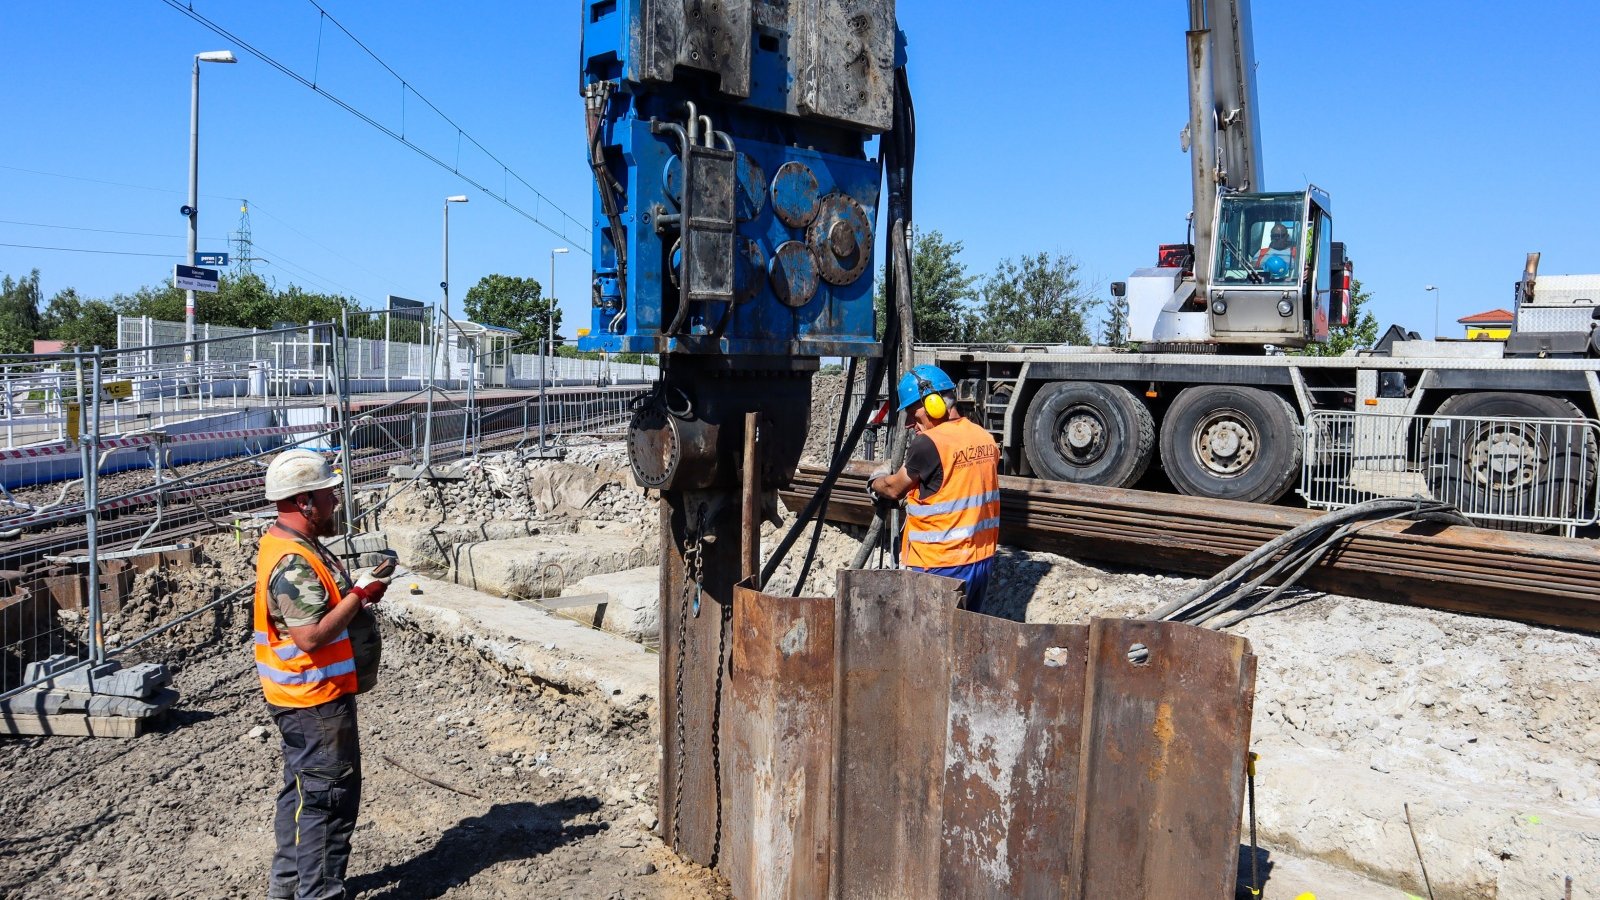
xmin=808 ymin=193 xmax=872 ymax=286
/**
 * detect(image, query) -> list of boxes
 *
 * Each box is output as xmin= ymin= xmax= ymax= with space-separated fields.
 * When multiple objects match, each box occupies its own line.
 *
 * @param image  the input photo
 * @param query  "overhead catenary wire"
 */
xmin=158 ymin=0 xmax=590 ymax=255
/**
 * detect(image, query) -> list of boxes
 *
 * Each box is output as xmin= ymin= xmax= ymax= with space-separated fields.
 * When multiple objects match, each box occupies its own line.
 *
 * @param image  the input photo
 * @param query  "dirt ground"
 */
xmin=0 ymin=536 xmax=725 ymax=900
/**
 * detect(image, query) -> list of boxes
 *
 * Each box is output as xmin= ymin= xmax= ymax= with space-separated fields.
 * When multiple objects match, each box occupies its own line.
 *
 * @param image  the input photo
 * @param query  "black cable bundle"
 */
xmin=1147 ymin=498 xmax=1472 ymax=629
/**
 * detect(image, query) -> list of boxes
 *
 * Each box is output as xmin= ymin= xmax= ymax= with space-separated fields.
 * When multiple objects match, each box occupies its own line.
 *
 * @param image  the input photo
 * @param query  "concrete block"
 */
xmin=85 ymin=688 xmax=179 ymax=719
xmin=555 ymin=566 xmax=661 ymax=644
xmin=446 ymin=531 xmax=654 ymax=600
xmin=22 ymin=653 xmax=82 ymax=685
xmin=52 ymin=660 xmax=172 ymax=699
xmin=383 ymin=573 xmax=657 ymax=714
xmin=385 ymin=521 xmax=555 ymax=572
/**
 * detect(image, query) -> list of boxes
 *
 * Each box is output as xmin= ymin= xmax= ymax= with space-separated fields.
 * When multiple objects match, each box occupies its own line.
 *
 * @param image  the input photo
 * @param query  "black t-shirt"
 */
xmin=904 ymin=433 xmax=943 ymax=494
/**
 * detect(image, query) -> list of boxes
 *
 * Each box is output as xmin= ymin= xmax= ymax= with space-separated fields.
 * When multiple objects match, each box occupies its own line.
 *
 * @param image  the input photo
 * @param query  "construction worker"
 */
xmin=1256 ymin=222 xmax=1296 ymax=280
xmin=867 ymin=364 xmax=1001 ymax=613
xmin=254 ymin=449 xmax=390 ymax=900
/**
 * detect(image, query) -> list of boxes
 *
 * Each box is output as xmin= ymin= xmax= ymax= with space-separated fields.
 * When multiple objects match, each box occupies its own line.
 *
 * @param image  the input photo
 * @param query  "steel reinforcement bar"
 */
xmin=781 ymin=461 xmax=1600 ymax=634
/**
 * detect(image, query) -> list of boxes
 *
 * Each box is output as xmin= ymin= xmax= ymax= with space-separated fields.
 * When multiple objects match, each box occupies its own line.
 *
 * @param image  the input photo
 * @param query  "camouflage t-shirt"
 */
xmin=267 ymin=537 xmax=352 ymax=631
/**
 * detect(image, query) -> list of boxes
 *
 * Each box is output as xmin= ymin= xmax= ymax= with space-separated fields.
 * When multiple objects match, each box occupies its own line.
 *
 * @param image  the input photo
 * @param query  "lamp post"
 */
xmin=1425 ymin=285 xmax=1441 ymax=339
xmin=441 ymin=195 xmax=469 ymax=322
xmin=540 ymin=247 xmax=570 ymax=451
xmin=184 ymin=50 xmax=236 ymax=364
xmin=423 ymin=194 xmax=467 ymax=474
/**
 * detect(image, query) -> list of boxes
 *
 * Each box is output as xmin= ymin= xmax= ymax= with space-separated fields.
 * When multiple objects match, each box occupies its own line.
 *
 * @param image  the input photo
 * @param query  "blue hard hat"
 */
xmin=897 ymin=364 xmax=956 ymax=410
xmin=1263 ymin=254 xmax=1292 ymax=279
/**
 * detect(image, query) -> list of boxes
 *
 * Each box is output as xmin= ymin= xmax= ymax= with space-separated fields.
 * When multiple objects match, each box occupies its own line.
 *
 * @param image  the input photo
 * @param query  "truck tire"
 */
xmin=1160 ymin=386 xmax=1301 ymax=504
xmin=1023 ymin=382 xmax=1154 ymax=488
xmin=1422 ymin=392 xmax=1598 ymax=532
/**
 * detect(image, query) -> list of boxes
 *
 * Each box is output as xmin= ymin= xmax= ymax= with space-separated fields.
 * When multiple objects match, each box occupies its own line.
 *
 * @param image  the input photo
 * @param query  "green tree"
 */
xmin=0 ymin=270 xmax=44 ymax=353
xmin=1096 ymin=290 xmax=1131 ymax=348
xmin=42 ymin=288 xmax=119 ymax=350
xmin=873 ymin=229 xmax=978 ymax=342
xmin=463 ymin=274 xmax=559 ymax=344
xmin=1299 ymin=277 xmax=1379 ymax=357
xmin=112 ymin=282 xmax=185 ymax=323
xmin=967 ymin=252 xmax=1093 ymax=345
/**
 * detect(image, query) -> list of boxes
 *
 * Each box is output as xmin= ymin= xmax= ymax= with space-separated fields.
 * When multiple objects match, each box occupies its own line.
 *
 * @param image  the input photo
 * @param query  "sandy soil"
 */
xmin=0 ymin=536 xmax=723 ymax=900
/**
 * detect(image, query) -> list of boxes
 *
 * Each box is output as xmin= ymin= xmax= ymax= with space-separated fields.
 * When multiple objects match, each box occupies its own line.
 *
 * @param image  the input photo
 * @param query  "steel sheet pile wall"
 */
xmin=719 ymin=569 xmax=1257 ymax=899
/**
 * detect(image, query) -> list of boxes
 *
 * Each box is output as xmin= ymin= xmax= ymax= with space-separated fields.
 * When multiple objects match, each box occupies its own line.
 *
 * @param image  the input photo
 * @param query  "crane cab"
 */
xmin=1148 ymin=187 xmax=1340 ymax=350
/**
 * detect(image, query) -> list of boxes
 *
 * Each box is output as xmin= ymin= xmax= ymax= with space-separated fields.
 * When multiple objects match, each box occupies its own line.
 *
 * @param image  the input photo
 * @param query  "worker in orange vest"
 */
xmin=866 ymin=365 xmax=1001 ymax=613
xmin=254 ymin=449 xmax=390 ymax=900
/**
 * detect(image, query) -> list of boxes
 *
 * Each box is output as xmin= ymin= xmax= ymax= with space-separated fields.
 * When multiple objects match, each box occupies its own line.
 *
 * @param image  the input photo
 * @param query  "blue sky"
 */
xmin=4 ymin=2 xmax=1598 ymax=341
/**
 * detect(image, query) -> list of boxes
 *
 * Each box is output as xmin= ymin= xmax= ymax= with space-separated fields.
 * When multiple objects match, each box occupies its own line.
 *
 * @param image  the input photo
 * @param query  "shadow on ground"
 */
xmin=348 ymin=797 xmax=604 ymax=899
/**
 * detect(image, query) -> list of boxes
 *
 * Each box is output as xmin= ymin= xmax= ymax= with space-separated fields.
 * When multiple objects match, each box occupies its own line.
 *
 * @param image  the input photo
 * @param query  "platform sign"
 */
xmin=387 ymin=295 xmax=427 ymax=325
xmin=194 ymin=252 xmax=229 ymax=266
xmin=174 ymin=264 xmax=220 ymax=293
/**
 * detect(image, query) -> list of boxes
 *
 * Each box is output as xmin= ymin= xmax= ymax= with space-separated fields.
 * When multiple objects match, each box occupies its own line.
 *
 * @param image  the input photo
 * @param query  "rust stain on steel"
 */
xmin=724 ymin=578 xmax=835 ymax=899
xmin=1068 ymin=618 xmax=1257 ymax=900
xmin=940 ymin=612 xmax=1086 ymax=899
xmin=832 ymin=568 xmax=962 ymax=899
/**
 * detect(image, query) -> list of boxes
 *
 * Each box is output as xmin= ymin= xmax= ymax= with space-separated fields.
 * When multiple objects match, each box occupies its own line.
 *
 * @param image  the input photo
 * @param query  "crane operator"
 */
xmin=867 ymin=365 xmax=1002 ymax=613
xmin=1256 ymin=222 xmax=1297 ymax=280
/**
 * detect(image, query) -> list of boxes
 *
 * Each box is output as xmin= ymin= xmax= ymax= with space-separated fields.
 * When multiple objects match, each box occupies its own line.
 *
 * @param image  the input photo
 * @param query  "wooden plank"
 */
xmin=0 ymin=710 xmax=146 ymax=738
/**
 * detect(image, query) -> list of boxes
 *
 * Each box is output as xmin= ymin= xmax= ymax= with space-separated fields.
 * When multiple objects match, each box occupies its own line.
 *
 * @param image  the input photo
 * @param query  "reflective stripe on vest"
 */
xmin=252 ymin=530 xmax=357 ymax=708
xmin=902 ymin=417 xmax=1000 ymax=568
xmin=254 ymin=629 xmax=350 ymax=662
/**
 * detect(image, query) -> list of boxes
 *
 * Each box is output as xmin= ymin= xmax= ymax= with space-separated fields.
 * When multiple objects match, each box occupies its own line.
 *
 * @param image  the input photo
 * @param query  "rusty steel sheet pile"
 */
xmin=710 ymin=570 xmax=1258 ymax=898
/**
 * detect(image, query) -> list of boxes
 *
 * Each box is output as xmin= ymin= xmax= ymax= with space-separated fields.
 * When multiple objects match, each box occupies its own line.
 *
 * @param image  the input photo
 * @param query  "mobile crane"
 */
xmin=919 ymin=0 xmax=1600 ymax=531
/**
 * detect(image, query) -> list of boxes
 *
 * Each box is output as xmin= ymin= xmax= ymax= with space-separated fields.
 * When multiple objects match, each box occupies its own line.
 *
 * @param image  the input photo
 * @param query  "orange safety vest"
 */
xmin=901 ymin=417 xmax=1000 ymax=568
xmin=252 ymin=530 xmax=357 ymax=708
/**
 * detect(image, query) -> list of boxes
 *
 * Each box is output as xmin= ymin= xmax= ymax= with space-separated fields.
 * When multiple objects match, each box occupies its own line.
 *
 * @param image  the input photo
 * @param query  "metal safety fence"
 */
xmin=1300 ymin=410 xmax=1600 ymax=534
xmin=0 ymin=312 xmax=651 ymax=700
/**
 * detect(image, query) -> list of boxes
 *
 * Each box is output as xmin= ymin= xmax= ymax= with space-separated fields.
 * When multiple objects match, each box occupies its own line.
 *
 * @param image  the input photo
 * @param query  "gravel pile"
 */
xmin=381 ymin=444 xmax=656 ymax=536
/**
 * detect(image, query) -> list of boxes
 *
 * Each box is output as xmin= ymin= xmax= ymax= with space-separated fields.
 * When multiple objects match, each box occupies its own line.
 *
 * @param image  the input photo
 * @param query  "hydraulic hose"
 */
xmin=757 ymin=64 xmax=916 ymax=591
xmin=1148 ymin=497 xmax=1472 ymax=628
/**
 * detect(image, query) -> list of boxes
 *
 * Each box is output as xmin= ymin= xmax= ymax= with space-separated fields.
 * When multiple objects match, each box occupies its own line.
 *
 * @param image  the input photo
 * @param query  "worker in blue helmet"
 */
xmin=867 ymin=364 xmax=1001 ymax=614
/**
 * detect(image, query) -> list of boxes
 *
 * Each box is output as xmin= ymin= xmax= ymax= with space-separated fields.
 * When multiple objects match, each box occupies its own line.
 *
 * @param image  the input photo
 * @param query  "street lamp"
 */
xmin=1425 ymin=285 xmax=1441 ymax=340
xmin=184 ymin=50 xmax=236 ymax=363
xmin=441 ymin=195 xmax=469 ymax=321
xmin=540 ymin=247 xmax=570 ymax=451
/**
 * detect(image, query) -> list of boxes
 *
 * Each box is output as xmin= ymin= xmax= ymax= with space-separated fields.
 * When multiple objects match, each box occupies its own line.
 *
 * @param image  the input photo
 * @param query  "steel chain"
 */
xmin=669 ymin=510 xmax=707 ymax=850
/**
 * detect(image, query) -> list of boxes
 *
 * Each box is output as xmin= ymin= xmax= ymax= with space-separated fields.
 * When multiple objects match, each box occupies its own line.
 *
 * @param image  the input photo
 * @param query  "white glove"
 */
xmin=866 ymin=466 xmax=894 ymax=501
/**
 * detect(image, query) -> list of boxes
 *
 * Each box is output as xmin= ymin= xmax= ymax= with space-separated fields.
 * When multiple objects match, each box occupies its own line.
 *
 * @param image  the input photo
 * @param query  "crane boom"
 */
xmin=1185 ymin=0 xmax=1263 ymax=297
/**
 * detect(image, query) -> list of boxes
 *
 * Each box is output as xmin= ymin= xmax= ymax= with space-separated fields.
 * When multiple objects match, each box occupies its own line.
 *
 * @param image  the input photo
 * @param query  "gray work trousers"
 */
xmin=267 ymin=694 xmax=361 ymax=900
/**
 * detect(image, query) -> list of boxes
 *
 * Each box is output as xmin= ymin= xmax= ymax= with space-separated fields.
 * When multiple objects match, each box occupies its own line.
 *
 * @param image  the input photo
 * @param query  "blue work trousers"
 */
xmin=909 ymin=556 xmax=995 ymax=615
xmin=268 ymin=694 xmax=361 ymax=900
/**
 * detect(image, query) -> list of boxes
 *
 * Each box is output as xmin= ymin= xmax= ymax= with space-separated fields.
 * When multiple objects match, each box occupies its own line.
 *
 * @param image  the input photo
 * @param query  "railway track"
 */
xmin=0 ymin=403 xmax=633 ymax=575
xmin=781 ymin=461 xmax=1600 ymax=634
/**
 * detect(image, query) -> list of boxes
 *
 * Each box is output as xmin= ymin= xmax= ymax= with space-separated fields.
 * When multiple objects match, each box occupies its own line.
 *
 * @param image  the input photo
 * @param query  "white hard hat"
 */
xmin=264 ymin=449 xmax=343 ymax=501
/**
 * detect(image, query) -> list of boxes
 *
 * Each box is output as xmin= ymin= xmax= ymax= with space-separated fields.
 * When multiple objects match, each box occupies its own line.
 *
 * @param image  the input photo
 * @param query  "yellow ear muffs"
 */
xmin=923 ymin=392 xmax=948 ymax=419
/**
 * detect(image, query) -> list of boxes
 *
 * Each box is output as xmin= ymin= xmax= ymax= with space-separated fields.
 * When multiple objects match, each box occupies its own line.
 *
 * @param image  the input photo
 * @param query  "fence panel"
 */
xmin=1301 ymin=410 xmax=1600 ymax=532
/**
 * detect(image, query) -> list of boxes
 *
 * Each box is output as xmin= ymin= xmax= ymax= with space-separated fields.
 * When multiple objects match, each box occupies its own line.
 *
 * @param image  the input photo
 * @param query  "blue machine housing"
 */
xmin=578 ymin=0 xmax=900 ymax=357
